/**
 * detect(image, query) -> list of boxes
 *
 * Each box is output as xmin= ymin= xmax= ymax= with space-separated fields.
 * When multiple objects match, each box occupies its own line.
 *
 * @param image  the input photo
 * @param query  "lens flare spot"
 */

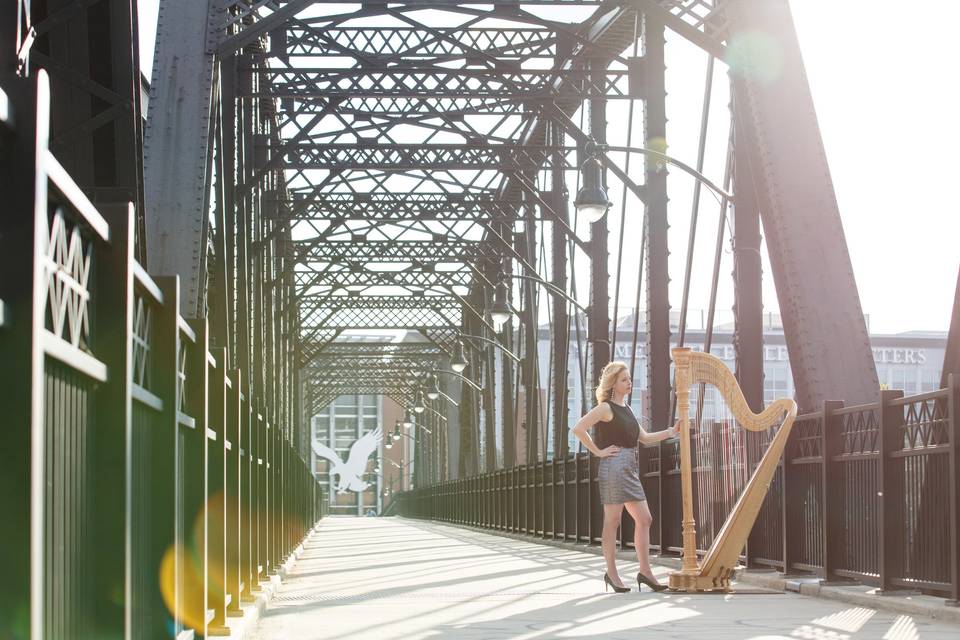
xmin=726 ymin=30 xmax=784 ymax=85
xmin=159 ymin=543 xmax=208 ymax=634
xmin=646 ymin=136 xmax=668 ymax=171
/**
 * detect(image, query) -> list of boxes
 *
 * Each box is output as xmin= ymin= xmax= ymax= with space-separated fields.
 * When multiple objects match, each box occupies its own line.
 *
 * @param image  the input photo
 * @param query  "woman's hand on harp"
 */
xmin=664 ymin=423 xmax=680 ymax=440
xmin=597 ymin=445 xmax=621 ymax=458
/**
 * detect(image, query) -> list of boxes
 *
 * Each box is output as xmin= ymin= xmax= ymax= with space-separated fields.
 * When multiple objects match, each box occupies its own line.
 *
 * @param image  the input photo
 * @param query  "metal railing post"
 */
xmin=949 ymin=373 xmax=960 ymax=604
xmin=878 ymin=389 xmax=905 ymax=592
xmin=821 ymin=399 xmax=846 ymax=582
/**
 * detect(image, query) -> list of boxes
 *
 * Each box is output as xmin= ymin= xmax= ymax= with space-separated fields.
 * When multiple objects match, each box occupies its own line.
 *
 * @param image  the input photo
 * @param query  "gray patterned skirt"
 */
xmin=598 ymin=446 xmax=646 ymax=505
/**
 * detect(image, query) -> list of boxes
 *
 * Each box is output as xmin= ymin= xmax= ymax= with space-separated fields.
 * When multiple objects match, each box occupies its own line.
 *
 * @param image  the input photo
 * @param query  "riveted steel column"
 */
xmin=588 ymin=57 xmax=610 ymax=395
xmin=145 ymin=0 xmax=221 ymax=316
xmin=732 ymin=113 xmax=764 ymax=411
xmin=643 ymin=15 xmax=671 ymax=430
xmin=726 ymin=0 xmax=878 ymax=410
xmin=517 ymin=222 xmax=539 ymax=464
xmin=551 ymin=151 xmax=571 ymax=457
xmin=941 ymin=268 xmax=960 ymax=388
xmin=501 ymin=319 xmax=517 ymax=468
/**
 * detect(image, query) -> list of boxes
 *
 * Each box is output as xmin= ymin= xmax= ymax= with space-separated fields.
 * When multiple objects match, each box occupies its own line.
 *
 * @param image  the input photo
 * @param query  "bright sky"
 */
xmin=137 ymin=0 xmax=959 ymax=335
xmin=787 ymin=0 xmax=959 ymax=333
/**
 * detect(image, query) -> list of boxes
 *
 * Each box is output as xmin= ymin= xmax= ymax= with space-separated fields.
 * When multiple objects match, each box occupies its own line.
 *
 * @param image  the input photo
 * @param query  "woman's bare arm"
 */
xmin=571 ymin=403 xmax=620 ymax=457
xmin=637 ymin=420 xmax=680 ymax=446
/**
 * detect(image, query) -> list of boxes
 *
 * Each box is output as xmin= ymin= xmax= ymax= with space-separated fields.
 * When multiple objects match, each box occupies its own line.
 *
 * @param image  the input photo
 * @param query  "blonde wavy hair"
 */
xmin=595 ymin=361 xmax=629 ymax=405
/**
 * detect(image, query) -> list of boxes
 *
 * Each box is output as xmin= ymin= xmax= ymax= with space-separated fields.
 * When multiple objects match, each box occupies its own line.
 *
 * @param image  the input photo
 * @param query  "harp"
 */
xmin=668 ymin=347 xmax=797 ymax=592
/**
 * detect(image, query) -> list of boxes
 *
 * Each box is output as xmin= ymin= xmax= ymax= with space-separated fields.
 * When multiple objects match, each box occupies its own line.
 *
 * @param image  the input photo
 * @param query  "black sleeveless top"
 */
xmin=594 ymin=401 xmax=641 ymax=448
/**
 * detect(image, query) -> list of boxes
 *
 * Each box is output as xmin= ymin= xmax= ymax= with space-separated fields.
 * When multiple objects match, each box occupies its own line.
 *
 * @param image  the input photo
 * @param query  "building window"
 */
xmin=764 ymin=363 xmax=791 ymax=406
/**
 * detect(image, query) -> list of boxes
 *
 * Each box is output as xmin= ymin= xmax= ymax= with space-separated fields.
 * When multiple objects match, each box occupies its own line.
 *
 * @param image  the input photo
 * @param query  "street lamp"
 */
xmin=426 ymin=375 xmax=440 ymax=401
xmin=574 ymin=152 xmax=611 ymax=223
xmin=490 ymin=282 xmax=511 ymax=331
xmin=450 ymin=341 xmax=468 ymax=373
xmin=573 ymin=142 xmax=732 ymax=225
xmin=402 ymin=410 xmax=413 ymax=429
xmin=413 ymin=389 xmax=425 ymax=413
xmin=392 ymin=424 xmax=401 ymax=442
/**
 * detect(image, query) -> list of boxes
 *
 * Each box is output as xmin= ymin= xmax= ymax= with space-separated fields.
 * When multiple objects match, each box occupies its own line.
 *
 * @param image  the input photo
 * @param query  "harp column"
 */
xmin=670 ymin=348 xmax=701 ymax=585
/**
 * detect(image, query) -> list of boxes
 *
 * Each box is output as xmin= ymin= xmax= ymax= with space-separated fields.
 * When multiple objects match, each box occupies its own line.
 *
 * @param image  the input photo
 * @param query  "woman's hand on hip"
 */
xmin=597 ymin=445 xmax=621 ymax=458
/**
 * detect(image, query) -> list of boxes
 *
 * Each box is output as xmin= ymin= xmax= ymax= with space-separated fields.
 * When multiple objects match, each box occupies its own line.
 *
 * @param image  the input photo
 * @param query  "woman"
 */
xmin=571 ymin=361 xmax=677 ymax=593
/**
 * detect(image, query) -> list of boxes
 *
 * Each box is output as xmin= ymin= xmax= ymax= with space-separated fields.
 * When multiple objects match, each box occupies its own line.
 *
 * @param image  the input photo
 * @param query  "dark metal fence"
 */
xmin=1 ymin=72 xmax=328 ymax=639
xmin=399 ymin=383 xmax=960 ymax=602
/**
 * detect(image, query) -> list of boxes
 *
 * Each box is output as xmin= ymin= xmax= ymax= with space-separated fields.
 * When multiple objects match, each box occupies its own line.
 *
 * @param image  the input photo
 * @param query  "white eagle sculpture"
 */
xmin=312 ymin=427 xmax=382 ymax=494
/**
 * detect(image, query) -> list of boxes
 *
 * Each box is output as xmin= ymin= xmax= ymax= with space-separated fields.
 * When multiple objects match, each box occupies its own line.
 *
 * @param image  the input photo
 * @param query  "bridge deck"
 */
xmin=250 ymin=517 xmax=960 ymax=639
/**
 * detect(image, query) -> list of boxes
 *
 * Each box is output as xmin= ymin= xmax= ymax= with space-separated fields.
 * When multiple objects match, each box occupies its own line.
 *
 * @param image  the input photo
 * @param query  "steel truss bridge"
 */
xmin=2 ymin=1 xmax=959 ymax=638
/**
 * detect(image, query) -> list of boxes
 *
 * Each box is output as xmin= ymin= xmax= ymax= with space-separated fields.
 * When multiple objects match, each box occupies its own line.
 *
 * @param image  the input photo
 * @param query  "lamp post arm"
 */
xmin=543 ymin=103 xmax=734 ymax=204
xmin=510 ymin=273 xmax=588 ymax=314
xmin=456 ymin=332 xmax=522 ymax=364
xmin=603 ymin=145 xmax=733 ymax=202
xmin=410 ymin=369 xmax=482 ymax=392
xmin=436 ymin=370 xmax=482 ymax=391
xmin=436 ymin=390 xmax=459 ymax=406
xmin=544 ymin=103 xmax=647 ymax=204
xmin=465 ymin=263 xmax=587 ymax=318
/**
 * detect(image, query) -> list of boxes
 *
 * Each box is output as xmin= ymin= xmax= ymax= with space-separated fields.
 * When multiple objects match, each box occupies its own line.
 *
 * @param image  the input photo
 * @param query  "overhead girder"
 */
xmin=304 ymin=389 xmax=445 ymax=420
xmin=282 ymin=193 xmax=519 ymax=221
xmin=310 ymin=342 xmax=444 ymax=358
xmin=273 ymin=116 xmax=533 ymax=152
xmin=265 ymin=143 xmax=574 ymax=172
xmin=294 ymin=270 xmax=473 ymax=291
xmin=292 ymin=239 xmax=498 ymax=263
xmin=308 ymin=357 xmax=443 ymax=375
xmin=218 ymin=0 xmax=730 ymax=60
xmin=282 ymin=97 xmax=534 ymax=117
xmin=246 ymin=66 xmax=633 ymax=100
xmin=264 ymin=26 xmax=561 ymax=61
xmin=298 ymin=295 xmax=463 ymax=331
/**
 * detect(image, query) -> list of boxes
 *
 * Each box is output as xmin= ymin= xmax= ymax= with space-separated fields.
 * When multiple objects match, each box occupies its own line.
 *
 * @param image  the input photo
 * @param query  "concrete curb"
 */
xmin=223 ymin=521 xmax=325 ymax=639
xmin=395 ymin=516 xmax=960 ymax=624
xmin=736 ymin=571 xmax=960 ymax=624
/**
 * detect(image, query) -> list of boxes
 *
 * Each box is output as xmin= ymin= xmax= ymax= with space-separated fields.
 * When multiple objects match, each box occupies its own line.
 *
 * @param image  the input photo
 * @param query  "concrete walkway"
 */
xmin=250 ymin=517 xmax=960 ymax=639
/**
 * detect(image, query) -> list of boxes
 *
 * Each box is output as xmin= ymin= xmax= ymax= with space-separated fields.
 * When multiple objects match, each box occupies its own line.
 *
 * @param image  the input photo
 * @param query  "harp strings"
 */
xmin=690 ymin=359 xmax=751 ymax=554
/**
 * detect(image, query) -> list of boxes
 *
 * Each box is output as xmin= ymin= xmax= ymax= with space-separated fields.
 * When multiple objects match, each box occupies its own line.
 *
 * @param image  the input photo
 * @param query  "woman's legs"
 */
xmin=624 ymin=500 xmax=658 ymax=581
xmin=602 ymin=503 xmax=625 ymax=585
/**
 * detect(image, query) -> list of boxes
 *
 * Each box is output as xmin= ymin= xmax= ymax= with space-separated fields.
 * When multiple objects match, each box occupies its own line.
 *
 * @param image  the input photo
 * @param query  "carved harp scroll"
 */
xmin=668 ymin=347 xmax=797 ymax=592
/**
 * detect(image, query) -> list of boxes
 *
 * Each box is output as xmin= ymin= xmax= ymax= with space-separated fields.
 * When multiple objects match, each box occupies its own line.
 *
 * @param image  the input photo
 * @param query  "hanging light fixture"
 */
xmin=392 ymin=425 xmax=401 ymax=442
xmin=402 ymin=410 xmax=413 ymax=429
xmin=413 ymin=389 xmax=425 ymax=413
xmin=426 ymin=375 xmax=440 ymax=401
xmin=489 ymin=282 xmax=511 ymax=332
xmin=450 ymin=341 xmax=467 ymax=373
xmin=574 ymin=153 xmax=611 ymax=224
xmin=385 ymin=439 xmax=393 ymax=450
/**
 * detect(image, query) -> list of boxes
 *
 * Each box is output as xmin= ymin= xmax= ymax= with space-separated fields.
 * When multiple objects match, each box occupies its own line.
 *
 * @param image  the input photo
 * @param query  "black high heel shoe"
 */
xmin=637 ymin=572 xmax=668 ymax=592
xmin=604 ymin=572 xmax=631 ymax=593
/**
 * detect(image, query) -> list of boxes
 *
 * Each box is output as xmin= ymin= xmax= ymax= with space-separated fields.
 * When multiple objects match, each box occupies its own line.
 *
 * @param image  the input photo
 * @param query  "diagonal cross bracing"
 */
xmin=249 ymin=0 xmax=646 ymax=411
xmin=283 ymin=193 xmax=519 ymax=221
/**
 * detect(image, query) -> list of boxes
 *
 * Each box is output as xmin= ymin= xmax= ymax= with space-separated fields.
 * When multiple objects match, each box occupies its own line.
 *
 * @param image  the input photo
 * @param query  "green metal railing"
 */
xmin=0 ymin=72 xmax=327 ymax=639
xmin=399 ymin=385 xmax=960 ymax=602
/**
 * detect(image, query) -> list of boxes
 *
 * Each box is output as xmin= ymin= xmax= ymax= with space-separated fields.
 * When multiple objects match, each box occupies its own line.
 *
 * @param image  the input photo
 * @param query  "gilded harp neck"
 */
xmin=673 ymin=346 xmax=795 ymax=433
xmin=669 ymin=347 xmax=798 ymax=592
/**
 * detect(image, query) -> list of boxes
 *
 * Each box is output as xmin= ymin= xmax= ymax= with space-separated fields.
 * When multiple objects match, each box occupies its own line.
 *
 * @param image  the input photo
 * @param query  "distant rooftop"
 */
xmin=544 ymin=310 xmax=949 ymax=340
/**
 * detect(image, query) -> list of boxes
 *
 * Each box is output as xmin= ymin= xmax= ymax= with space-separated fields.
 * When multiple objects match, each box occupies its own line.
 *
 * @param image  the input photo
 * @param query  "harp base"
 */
xmin=668 ymin=570 xmax=734 ymax=592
